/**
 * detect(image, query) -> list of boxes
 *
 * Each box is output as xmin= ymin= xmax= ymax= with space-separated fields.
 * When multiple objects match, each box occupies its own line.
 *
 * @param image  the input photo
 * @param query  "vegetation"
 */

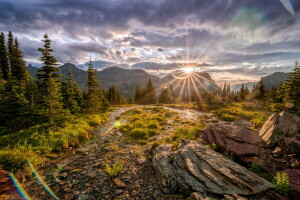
xmin=273 ymin=172 xmax=291 ymax=196
xmin=104 ymin=160 xmax=124 ymax=178
xmin=0 ymin=31 xmax=111 ymax=172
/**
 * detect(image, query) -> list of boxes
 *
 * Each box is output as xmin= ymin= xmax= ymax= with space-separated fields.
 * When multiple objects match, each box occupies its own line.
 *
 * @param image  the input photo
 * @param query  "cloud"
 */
xmin=0 ymin=0 xmax=299 ymax=82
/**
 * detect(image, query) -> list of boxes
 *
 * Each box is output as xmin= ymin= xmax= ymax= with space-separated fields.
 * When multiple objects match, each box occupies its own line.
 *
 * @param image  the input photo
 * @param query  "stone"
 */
xmin=201 ymin=122 xmax=272 ymax=169
xmin=113 ymin=178 xmax=125 ymax=188
xmin=152 ymin=140 xmax=274 ymax=197
xmin=259 ymin=111 xmax=300 ymax=147
xmin=187 ymin=192 xmax=213 ymax=200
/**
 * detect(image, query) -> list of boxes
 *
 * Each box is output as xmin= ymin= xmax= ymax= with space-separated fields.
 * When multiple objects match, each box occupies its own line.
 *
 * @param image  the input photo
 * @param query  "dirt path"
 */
xmin=24 ymin=106 xmax=212 ymax=200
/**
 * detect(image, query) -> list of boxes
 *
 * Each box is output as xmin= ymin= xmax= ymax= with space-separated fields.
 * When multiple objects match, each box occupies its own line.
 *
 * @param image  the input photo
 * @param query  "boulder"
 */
xmin=201 ymin=122 xmax=272 ymax=169
xmin=259 ymin=112 xmax=300 ymax=147
xmin=152 ymin=140 xmax=274 ymax=198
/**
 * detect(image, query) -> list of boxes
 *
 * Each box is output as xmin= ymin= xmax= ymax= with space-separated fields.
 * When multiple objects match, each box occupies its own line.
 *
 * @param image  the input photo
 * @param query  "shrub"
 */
xmin=172 ymin=126 xmax=202 ymax=142
xmin=273 ymin=172 xmax=291 ymax=196
xmin=129 ymin=128 xmax=149 ymax=139
xmin=134 ymin=120 xmax=146 ymax=128
xmin=0 ymin=146 xmax=44 ymax=172
xmin=104 ymin=161 xmax=124 ymax=178
xmin=138 ymin=140 xmax=148 ymax=145
xmin=220 ymin=113 xmax=236 ymax=122
xmin=147 ymin=122 xmax=159 ymax=129
xmin=223 ymin=151 xmax=234 ymax=161
xmin=118 ymin=124 xmax=131 ymax=133
xmin=148 ymin=129 xmax=159 ymax=136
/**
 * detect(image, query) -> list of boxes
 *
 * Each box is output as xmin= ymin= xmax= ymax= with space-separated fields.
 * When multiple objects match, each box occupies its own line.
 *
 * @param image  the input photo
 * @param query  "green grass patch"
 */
xmin=0 ymin=113 xmax=107 ymax=172
xmin=129 ymin=128 xmax=149 ymax=140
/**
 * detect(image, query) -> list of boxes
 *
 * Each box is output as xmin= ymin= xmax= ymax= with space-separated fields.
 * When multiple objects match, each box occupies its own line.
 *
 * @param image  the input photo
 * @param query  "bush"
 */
xmin=148 ymin=129 xmax=159 ymax=136
xmin=134 ymin=120 xmax=146 ymax=128
xmin=147 ymin=122 xmax=159 ymax=129
xmin=273 ymin=172 xmax=291 ymax=196
xmin=104 ymin=161 xmax=124 ymax=178
xmin=118 ymin=124 xmax=132 ymax=133
xmin=220 ymin=113 xmax=236 ymax=122
xmin=0 ymin=146 xmax=44 ymax=172
xmin=172 ymin=126 xmax=202 ymax=142
xmin=205 ymin=143 xmax=218 ymax=151
xmin=129 ymin=128 xmax=149 ymax=139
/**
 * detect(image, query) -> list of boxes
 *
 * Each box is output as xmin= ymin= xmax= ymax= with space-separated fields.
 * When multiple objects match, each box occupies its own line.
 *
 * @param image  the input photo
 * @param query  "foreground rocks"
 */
xmin=201 ymin=122 xmax=272 ymax=169
xmin=153 ymin=140 xmax=274 ymax=199
xmin=259 ymin=111 xmax=300 ymax=147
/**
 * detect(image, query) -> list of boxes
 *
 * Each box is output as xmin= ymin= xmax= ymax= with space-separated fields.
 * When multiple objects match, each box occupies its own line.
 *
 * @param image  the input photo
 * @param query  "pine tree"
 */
xmin=11 ymin=38 xmax=30 ymax=83
xmin=145 ymin=78 xmax=156 ymax=104
xmin=222 ymin=82 xmax=227 ymax=97
xmin=135 ymin=85 xmax=142 ymax=104
xmin=61 ymin=66 xmax=83 ymax=113
xmin=7 ymin=31 xmax=15 ymax=72
xmin=280 ymin=61 xmax=300 ymax=112
xmin=86 ymin=60 xmax=109 ymax=113
xmin=36 ymin=34 xmax=63 ymax=118
xmin=0 ymin=32 xmax=10 ymax=80
xmin=240 ymin=83 xmax=246 ymax=101
xmin=256 ymin=79 xmax=266 ymax=100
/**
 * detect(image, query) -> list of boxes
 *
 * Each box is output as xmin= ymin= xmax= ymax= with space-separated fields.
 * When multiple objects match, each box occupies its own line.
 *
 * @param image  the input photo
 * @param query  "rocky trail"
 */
xmin=23 ymin=106 xmax=210 ymax=200
xmin=2 ymin=106 xmax=299 ymax=200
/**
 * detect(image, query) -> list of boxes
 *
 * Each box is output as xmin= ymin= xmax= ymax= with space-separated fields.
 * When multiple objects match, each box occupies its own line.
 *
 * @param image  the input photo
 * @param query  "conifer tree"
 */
xmin=0 ymin=32 xmax=10 ymax=80
xmin=36 ymin=34 xmax=63 ymax=118
xmin=280 ymin=61 xmax=300 ymax=112
xmin=62 ymin=66 xmax=83 ymax=113
xmin=145 ymin=78 xmax=156 ymax=104
xmin=86 ymin=60 xmax=109 ymax=113
xmin=135 ymin=85 xmax=142 ymax=104
xmin=11 ymin=38 xmax=30 ymax=83
xmin=240 ymin=83 xmax=246 ymax=101
xmin=256 ymin=79 xmax=266 ymax=100
xmin=7 ymin=31 xmax=15 ymax=71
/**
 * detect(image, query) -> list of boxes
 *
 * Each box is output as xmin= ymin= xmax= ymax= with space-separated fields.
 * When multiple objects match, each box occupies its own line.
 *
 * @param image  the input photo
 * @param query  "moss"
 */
xmin=129 ymin=128 xmax=149 ymax=140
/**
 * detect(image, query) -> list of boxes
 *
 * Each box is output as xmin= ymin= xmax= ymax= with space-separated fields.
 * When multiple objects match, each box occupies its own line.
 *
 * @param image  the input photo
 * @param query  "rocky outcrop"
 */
xmin=201 ymin=122 xmax=272 ymax=169
xmin=152 ymin=140 xmax=274 ymax=198
xmin=259 ymin=111 xmax=300 ymax=147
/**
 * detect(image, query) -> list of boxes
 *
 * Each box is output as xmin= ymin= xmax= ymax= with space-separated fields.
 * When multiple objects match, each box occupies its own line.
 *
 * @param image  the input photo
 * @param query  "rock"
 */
xmin=201 ymin=122 xmax=272 ymax=169
xmin=279 ymin=137 xmax=300 ymax=154
xmin=259 ymin=111 xmax=300 ymax=147
xmin=113 ymin=178 xmax=125 ymax=188
xmin=152 ymin=140 xmax=274 ymax=197
xmin=186 ymin=192 xmax=213 ymax=200
xmin=280 ymin=169 xmax=300 ymax=199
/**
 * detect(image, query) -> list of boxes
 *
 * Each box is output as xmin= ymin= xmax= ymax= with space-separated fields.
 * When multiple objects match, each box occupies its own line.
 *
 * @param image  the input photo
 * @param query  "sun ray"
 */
xmin=190 ymin=75 xmax=207 ymax=112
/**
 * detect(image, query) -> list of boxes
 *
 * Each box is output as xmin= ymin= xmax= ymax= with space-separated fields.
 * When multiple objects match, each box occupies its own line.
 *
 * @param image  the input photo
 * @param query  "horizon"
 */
xmin=1 ymin=0 xmax=300 ymax=84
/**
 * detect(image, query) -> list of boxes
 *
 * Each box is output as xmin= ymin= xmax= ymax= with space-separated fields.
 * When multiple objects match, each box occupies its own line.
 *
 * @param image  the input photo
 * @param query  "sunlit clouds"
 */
xmin=0 ymin=0 xmax=299 ymax=83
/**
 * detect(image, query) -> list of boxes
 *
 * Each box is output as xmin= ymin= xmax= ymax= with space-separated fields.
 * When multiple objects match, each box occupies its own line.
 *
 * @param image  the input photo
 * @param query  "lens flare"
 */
xmin=27 ymin=160 xmax=59 ymax=200
xmin=9 ymin=173 xmax=32 ymax=200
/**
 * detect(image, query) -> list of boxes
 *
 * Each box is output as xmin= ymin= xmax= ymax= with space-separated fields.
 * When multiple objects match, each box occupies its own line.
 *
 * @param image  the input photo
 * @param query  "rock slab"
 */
xmin=201 ymin=122 xmax=272 ymax=168
xmin=259 ymin=111 xmax=300 ymax=146
xmin=152 ymin=140 xmax=274 ymax=197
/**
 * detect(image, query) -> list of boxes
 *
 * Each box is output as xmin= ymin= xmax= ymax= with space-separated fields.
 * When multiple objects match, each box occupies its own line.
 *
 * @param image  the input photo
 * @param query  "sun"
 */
xmin=182 ymin=67 xmax=194 ymax=74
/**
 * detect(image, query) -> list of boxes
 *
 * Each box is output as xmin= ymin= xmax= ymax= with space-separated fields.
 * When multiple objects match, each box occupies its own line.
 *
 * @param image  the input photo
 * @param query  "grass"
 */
xmin=0 ymin=113 xmax=107 ymax=172
xmin=209 ymin=102 xmax=269 ymax=128
xmin=118 ymin=107 xmax=171 ymax=143
xmin=104 ymin=160 xmax=124 ymax=178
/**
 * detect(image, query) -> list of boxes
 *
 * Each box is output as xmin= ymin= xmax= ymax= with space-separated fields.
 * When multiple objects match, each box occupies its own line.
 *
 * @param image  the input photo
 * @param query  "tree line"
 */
xmin=0 ymin=32 xmax=126 ymax=134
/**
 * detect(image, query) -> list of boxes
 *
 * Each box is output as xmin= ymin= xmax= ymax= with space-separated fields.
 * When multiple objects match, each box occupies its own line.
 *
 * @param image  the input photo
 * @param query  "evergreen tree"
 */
xmin=222 ymin=82 xmax=227 ymax=96
xmin=11 ymin=38 xmax=30 ymax=83
xmin=7 ymin=31 xmax=15 ymax=72
xmin=61 ymin=66 xmax=83 ymax=113
xmin=145 ymin=78 xmax=156 ymax=104
xmin=36 ymin=34 xmax=63 ymax=118
xmin=135 ymin=85 xmax=142 ymax=104
xmin=256 ymin=79 xmax=266 ymax=100
xmin=86 ymin=60 xmax=109 ymax=113
xmin=280 ymin=61 xmax=300 ymax=112
xmin=240 ymin=83 xmax=246 ymax=101
xmin=0 ymin=32 xmax=10 ymax=80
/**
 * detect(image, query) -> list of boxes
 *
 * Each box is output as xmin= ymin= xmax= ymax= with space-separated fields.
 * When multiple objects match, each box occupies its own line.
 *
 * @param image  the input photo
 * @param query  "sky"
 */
xmin=0 ymin=0 xmax=299 ymax=84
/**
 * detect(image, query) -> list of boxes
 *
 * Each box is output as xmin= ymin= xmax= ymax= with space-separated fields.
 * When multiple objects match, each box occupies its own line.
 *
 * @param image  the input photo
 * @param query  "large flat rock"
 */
xmin=152 ymin=140 xmax=274 ymax=197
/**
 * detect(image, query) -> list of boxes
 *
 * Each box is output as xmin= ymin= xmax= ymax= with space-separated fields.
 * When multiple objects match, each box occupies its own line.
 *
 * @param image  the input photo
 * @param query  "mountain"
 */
xmin=161 ymin=71 xmax=219 ymax=95
xmin=262 ymin=72 xmax=289 ymax=89
xmin=230 ymin=72 xmax=289 ymax=92
xmin=27 ymin=64 xmax=161 ymax=98
xmin=27 ymin=64 xmax=39 ymax=77
xmin=132 ymin=62 xmax=178 ymax=70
